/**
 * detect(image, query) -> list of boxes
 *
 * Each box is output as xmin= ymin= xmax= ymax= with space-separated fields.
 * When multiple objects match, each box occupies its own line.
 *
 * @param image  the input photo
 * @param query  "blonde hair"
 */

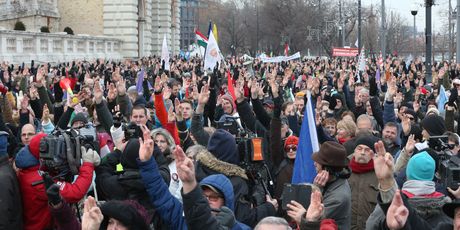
xmin=337 ymin=119 xmax=357 ymax=137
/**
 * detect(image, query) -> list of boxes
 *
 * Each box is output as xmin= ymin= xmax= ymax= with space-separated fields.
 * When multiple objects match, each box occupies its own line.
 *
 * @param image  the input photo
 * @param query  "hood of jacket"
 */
xmin=195 ymin=149 xmax=248 ymax=180
xmin=207 ymin=129 xmax=239 ymax=165
xmin=120 ymin=139 xmax=140 ymax=170
xmin=200 ymin=174 xmax=235 ymax=211
xmin=15 ymin=145 xmax=39 ymax=169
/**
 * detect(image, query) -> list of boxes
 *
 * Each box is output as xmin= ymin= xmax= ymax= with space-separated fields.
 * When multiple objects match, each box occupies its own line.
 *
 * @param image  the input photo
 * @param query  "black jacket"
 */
xmin=0 ymin=155 xmax=23 ymax=229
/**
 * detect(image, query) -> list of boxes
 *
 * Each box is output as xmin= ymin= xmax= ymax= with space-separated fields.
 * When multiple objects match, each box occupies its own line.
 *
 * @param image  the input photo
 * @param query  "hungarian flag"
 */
xmin=284 ymin=43 xmax=290 ymax=56
xmin=195 ymin=29 xmax=208 ymax=48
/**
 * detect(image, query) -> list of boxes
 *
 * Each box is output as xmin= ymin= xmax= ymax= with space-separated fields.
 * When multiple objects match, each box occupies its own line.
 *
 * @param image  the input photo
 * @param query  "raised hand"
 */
xmin=82 ymin=196 xmax=103 ymax=230
xmin=404 ymin=134 xmax=415 ymax=156
xmin=93 ymin=79 xmax=103 ymax=104
xmin=116 ymin=77 xmax=126 ymax=95
xmin=154 ymin=76 xmax=163 ymax=93
xmin=287 ymin=200 xmax=307 ymax=225
xmin=138 ymin=125 xmax=154 ymax=162
xmin=174 ymin=98 xmax=183 ymax=121
xmin=163 ymin=86 xmax=172 ymax=100
xmin=306 ymin=190 xmax=324 ymax=222
xmin=174 ymin=145 xmax=196 ymax=193
xmin=374 ymin=141 xmax=394 ymax=189
xmin=401 ymin=114 xmax=411 ymax=136
xmin=386 ymin=191 xmax=408 ymax=230
xmin=107 ymin=83 xmax=117 ymax=101
xmin=167 ymin=106 xmax=176 ymax=123
xmin=198 ymin=82 xmax=210 ymax=105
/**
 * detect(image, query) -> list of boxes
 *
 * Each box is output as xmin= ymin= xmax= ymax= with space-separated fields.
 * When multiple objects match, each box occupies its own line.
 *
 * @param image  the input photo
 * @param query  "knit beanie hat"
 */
xmin=100 ymin=200 xmax=150 ymax=230
xmin=71 ymin=112 xmax=88 ymax=126
xmin=406 ymin=151 xmax=435 ymax=181
xmin=354 ymin=134 xmax=379 ymax=152
xmin=29 ymin=132 xmax=47 ymax=159
xmin=120 ymin=138 xmax=140 ymax=169
xmin=421 ymin=114 xmax=446 ymax=136
xmin=221 ymin=94 xmax=236 ymax=112
xmin=284 ymin=135 xmax=299 ymax=148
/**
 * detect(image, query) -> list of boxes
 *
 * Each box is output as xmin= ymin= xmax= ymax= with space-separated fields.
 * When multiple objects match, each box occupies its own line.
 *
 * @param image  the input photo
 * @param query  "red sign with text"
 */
xmin=332 ymin=47 xmax=359 ymax=57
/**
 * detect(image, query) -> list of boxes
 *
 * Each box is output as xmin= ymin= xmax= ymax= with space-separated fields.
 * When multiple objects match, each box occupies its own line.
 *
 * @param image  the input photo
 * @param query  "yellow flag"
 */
xmin=213 ymin=23 xmax=219 ymax=43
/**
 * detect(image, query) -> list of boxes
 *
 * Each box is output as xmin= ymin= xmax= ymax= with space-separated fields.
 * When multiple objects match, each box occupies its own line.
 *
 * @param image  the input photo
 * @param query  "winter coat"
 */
xmin=323 ymin=174 xmax=352 ymax=230
xmin=139 ymin=156 xmax=250 ymax=230
xmin=15 ymin=146 xmax=94 ymax=230
xmin=299 ymin=218 xmax=338 ymax=230
xmin=194 ymin=150 xmax=277 ymax=227
xmin=182 ymin=174 xmax=251 ymax=230
xmin=49 ymin=202 xmax=81 ymax=230
xmin=366 ymin=190 xmax=452 ymax=230
xmin=376 ymin=191 xmax=453 ymax=230
xmin=0 ymin=155 xmax=23 ymax=229
xmin=348 ymin=170 xmax=379 ymax=230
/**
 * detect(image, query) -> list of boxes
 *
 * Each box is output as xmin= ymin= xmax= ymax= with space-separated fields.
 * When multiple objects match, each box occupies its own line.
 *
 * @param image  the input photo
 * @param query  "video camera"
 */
xmin=430 ymin=136 xmax=460 ymax=190
xmin=38 ymin=124 xmax=99 ymax=181
xmin=113 ymin=113 xmax=142 ymax=140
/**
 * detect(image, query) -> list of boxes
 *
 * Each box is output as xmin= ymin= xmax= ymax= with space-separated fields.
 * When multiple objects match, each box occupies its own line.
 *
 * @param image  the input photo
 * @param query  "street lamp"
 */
xmin=411 ymin=10 xmax=418 ymax=57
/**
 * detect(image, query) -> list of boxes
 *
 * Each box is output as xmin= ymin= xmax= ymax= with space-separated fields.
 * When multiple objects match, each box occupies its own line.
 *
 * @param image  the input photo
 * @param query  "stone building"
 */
xmin=0 ymin=0 xmax=181 ymax=59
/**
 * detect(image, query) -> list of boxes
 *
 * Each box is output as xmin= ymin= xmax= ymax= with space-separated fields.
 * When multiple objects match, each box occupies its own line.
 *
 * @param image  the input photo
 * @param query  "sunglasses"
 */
xmin=285 ymin=145 xmax=297 ymax=152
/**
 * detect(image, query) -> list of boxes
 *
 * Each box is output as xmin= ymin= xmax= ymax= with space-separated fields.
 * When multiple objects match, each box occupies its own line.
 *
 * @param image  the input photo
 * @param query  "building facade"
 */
xmin=0 ymin=0 xmax=180 ymax=59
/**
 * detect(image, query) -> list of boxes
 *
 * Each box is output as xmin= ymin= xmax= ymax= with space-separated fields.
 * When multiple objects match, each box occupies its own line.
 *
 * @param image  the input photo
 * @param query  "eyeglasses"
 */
xmin=203 ymin=194 xmax=223 ymax=202
xmin=285 ymin=145 xmax=297 ymax=152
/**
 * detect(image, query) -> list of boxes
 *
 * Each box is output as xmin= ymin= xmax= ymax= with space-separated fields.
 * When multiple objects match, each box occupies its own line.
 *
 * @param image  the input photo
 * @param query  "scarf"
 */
xmin=338 ymin=137 xmax=348 ymax=144
xmin=349 ymin=157 xmax=374 ymax=174
xmin=402 ymin=180 xmax=436 ymax=196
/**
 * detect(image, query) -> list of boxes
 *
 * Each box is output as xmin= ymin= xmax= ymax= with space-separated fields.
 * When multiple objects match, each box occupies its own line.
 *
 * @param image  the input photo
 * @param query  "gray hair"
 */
xmin=254 ymin=217 xmax=292 ymax=230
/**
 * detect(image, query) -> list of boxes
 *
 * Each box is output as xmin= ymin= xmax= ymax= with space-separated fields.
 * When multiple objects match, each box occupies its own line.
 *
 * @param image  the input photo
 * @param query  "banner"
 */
xmin=261 ymin=52 xmax=301 ymax=63
xmin=332 ymin=47 xmax=359 ymax=57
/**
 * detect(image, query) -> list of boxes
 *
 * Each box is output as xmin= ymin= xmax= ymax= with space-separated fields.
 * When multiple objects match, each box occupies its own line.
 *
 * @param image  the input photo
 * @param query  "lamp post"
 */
xmin=411 ymin=10 xmax=418 ymax=57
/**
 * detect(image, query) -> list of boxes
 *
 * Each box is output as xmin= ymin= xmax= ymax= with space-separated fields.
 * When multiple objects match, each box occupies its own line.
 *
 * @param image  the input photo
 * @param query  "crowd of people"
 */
xmin=1 ymin=54 xmax=460 ymax=230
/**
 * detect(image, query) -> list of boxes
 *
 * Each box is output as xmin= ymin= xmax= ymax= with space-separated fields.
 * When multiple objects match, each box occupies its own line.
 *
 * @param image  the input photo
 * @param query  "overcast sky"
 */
xmin=361 ymin=0 xmax=451 ymax=33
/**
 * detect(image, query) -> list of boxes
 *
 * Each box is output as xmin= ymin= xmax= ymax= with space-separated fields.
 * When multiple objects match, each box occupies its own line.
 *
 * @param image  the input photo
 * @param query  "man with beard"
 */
xmin=381 ymin=122 xmax=401 ymax=157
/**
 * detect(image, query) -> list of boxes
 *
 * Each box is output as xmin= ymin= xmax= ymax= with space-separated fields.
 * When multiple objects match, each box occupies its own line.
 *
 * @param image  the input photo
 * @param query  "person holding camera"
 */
xmin=14 ymin=132 xmax=100 ymax=230
xmin=311 ymin=141 xmax=351 ymax=229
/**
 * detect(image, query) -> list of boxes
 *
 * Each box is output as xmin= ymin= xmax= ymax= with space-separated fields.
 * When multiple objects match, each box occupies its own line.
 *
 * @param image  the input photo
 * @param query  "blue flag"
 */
xmin=292 ymin=91 xmax=320 ymax=184
xmin=136 ymin=68 xmax=145 ymax=95
xmin=438 ymin=85 xmax=448 ymax=116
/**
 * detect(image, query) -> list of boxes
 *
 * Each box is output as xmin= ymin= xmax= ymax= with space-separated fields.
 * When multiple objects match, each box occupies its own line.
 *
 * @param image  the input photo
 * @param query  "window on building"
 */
xmin=23 ymin=38 xmax=33 ymax=53
xmin=53 ymin=40 xmax=62 ymax=52
xmin=67 ymin=40 xmax=74 ymax=52
xmin=7 ymin=38 xmax=16 ymax=52
xmin=40 ymin=39 xmax=48 ymax=53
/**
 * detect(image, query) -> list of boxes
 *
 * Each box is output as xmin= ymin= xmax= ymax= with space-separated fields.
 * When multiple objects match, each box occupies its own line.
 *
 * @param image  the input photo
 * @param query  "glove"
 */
xmin=82 ymin=146 xmax=101 ymax=166
xmin=369 ymin=76 xmax=378 ymax=97
xmin=46 ymin=184 xmax=62 ymax=206
xmin=215 ymin=206 xmax=236 ymax=229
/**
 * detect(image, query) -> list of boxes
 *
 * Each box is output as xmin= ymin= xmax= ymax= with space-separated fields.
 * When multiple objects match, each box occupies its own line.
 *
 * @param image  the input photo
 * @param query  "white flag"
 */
xmin=161 ymin=34 xmax=170 ymax=71
xmin=204 ymin=32 xmax=222 ymax=70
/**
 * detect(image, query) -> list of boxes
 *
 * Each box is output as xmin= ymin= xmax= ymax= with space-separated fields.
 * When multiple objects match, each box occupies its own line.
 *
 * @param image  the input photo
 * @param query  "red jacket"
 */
xmin=18 ymin=162 xmax=94 ymax=230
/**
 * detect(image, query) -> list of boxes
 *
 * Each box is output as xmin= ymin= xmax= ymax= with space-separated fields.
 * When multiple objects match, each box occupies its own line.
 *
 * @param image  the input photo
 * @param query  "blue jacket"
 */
xmin=137 ymin=158 xmax=250 ymax=230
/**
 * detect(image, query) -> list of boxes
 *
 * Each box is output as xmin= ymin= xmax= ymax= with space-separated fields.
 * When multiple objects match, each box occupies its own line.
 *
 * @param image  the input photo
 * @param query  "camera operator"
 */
xmin=14 ymin=132 xmax=100 ymax=230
